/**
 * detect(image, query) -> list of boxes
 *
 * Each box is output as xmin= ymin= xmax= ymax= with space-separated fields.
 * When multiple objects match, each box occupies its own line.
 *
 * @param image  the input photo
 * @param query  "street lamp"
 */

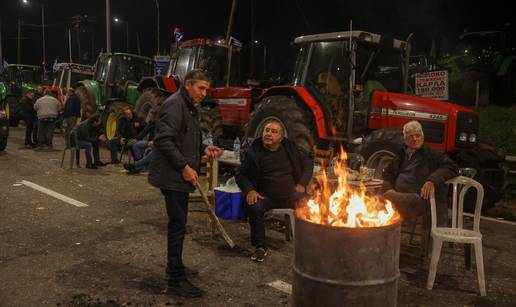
xmin=21 ymin=0 xmax=45 ymax=68
xmin=113 ymin=17 xmax=129 ymax=52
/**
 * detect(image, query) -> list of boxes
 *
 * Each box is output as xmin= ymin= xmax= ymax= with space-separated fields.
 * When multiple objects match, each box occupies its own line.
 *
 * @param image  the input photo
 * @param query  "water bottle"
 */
xmin=233 ymin=137 xmax=240 ymax=160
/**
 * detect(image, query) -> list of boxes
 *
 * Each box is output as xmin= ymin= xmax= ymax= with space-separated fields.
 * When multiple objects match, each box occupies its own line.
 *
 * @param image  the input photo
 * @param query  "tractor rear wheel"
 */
xmin=246 ymin=95 xmax=314 ymax=152
xmin=76 ymin=85 xmax=97 ymax=120
xmin=358 ymin=128 xmax=404 ymax=179
xmin=199 ymin=106 xmax=223 ymax=146
xmin=103 ymin=102 xmax=130 ymax=141
xmin=135 ymin=88 xmax=165 ymax=122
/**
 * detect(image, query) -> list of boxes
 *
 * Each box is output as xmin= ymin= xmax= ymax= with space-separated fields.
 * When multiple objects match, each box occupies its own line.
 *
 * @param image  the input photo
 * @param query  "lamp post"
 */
xmin=106 ymin=0 xmax=111 ymax=53
xmin=154 ymin=0 xmax=160 ymax=55
xmin=21 ymin=0 xmax=45 ymax=68
xmin=113 ymin=17 xmax=129 ymax=52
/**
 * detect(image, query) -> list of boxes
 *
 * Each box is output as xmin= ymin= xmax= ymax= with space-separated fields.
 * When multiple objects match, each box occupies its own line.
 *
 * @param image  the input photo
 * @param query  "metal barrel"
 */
xmin=293 ymin=216 xmax=401 ymax=307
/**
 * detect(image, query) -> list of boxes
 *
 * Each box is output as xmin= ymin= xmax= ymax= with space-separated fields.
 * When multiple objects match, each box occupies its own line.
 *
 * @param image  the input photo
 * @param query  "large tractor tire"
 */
xmin=199 ymin=106 xmax=223 ymax=146
xmin=5 ymin=96 xmax=19 ymax=127
xmin=357 ymin=128 xmax=404 ymax=179
xmin=103 ymin=102 xmax=130 ymax=141
xmin=135 ymin=88 xmax=165 ymax=122
xmin=246 ymin=95 xmax=314 ymax=152
xmin=75 ymin=85 xmax=97 ymax=120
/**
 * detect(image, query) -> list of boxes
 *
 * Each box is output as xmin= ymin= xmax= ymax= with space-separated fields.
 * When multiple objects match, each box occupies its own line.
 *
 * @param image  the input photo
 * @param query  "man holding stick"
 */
xmin=148 ymin=69 xmax=223 ymax=297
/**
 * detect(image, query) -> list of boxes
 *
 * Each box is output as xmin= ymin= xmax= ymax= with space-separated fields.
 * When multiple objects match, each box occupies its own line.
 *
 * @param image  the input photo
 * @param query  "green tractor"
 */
xmin=0 ymin=64 xmax=43 ymax=126
xmin=437 ymin=30 xmax=516 ymax=106
xmin=74 ymin=52 xmax=154 ymax=140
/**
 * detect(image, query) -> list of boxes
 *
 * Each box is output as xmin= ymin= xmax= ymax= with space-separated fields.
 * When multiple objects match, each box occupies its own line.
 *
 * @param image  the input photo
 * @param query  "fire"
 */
xmin=298 ymin=148 xmax=399 ymax=227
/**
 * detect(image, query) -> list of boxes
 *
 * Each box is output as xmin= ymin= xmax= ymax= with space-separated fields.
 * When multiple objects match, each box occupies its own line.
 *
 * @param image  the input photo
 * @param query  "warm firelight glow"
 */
xmin=298 ymin=148 xmax=399 ymax=227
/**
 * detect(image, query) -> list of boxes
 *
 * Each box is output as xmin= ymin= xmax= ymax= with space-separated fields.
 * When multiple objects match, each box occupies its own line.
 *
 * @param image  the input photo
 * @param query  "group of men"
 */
xmin=146 ymin=68 xmax=459 ymax=298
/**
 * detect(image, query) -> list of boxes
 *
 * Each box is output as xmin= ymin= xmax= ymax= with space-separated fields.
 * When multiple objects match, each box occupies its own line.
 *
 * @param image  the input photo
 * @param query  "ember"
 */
xmin=297 ymin=148 xmax=399 ymax=227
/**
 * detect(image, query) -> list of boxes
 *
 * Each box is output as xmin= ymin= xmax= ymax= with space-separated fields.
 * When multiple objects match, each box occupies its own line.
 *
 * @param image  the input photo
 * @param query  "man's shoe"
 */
xmin=94 ymin=161 xmax=107 ymax=167
xmin=85 ymin=164 xmax=98 ymax=169
xmin=127 ymin=168 xmax=140 ymax=175
xmin=167 ymin=279 xmax=203 ymax=297
xmin=123 ymin=163 xmax=135 ymax=171
xmin=166 ymin=266 xmax=199 ymax=278
xmin=250 ymin=247 xmax=268 ymax=262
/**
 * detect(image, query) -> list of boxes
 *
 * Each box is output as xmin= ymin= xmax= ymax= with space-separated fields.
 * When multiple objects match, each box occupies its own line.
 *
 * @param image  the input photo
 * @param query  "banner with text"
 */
xmin=415 ymin=70 xmax=449 ymax=101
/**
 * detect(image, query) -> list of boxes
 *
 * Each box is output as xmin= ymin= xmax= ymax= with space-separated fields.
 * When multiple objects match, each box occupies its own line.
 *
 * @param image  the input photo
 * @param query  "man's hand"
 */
xmin=246 ymin=190 xmax=264 ymax=205
xmin=204 ymin=145 xmax=224 ymax=158
xmin=134 ymin=122 xmax=141 ymax=128
xmin=295 ymin=184 xmax=305 ymax=193
xmin=98 ymin=134 xmax=107 ymax=142
xmin=182 ymin=165 xmax=198 ymax=186
xmin=420 ymin=181 xmax=435 ymax=200
xmin=148 ymin=140 xmax=154 ymax=147
xmin=119 ymin=137 xmax=126 ymax=145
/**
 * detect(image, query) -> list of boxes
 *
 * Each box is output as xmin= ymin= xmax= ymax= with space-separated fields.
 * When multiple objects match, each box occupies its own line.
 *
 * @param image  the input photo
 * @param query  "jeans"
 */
xmin=130 ymin=140 xmax=148 ymax=161
xmin=37 ymin=118 xmax=56 ymax=147
xmin=383 ymin=190 xmax=448 ymax=227
xmin=24 ymin=118 xmax=37 ymax=145
xmin=134 ymin=149 xmax=155 ymax=170
xmin=247 ymin=192 xmax=303 ymax=248
xmin=161 ymin=189 xmax=189 ymax=281
xmin=77 ymin=140 xmax=100 ymax=165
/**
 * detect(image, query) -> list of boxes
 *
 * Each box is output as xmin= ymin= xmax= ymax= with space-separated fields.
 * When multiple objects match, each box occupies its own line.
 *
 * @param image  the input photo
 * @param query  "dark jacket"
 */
xmin=148 ymin=88 xmax=203 ymax=193
xmin=118 ymin=115 xmax=146 ymax=139
xmin=73 ymin=118 xmax=102 ymax=143
xmin=236 ymin=137 xmax=314 ymax=197
xmin=62 ymin=94 xmax=81 ymax=118
xmin=382 ymin=144 xmax=459 ymax=203
xmin=18 ymin=96 xmax=37 ymax=121
xmin=136 ymin=121 xmax=156 ymax=141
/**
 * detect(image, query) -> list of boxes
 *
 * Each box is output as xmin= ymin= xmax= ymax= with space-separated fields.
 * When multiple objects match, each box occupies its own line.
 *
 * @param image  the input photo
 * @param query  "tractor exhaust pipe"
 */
xmin=403 ymin=32 xmax=414 ymax=94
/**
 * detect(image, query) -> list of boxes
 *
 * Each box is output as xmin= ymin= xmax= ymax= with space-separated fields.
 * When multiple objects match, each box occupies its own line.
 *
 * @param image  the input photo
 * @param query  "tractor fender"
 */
xmin=75 ymin=80 xmax=102 ymax=107
xmin=137 ymin=76 xmax=180 ymax=94
xmin=259 ymin=86 xmax=329 ymax=138
xmin=497 ymin=55 xmax=516 ymax=77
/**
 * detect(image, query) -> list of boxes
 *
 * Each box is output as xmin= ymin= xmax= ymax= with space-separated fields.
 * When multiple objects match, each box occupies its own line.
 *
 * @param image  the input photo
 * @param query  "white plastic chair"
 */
xmin=426 ymin=176 xmax=486 ymax=296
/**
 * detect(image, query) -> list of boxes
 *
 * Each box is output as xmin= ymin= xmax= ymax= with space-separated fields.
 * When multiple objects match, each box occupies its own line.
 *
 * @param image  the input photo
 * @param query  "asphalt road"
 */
xmin=1 ymin=127 xmax=516 ymax=307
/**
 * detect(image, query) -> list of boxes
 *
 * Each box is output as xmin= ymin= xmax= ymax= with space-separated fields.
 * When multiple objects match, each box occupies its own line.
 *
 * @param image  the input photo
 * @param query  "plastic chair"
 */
xmin=60 ymin=130 xmax=80 ymax=168
xmin=269 ymin=208 xmax=296 ymax=241
xmin=426 ymin=176 xmax=486 ymax=296
xmin=119 ymin=143 xmax=133 ymax=164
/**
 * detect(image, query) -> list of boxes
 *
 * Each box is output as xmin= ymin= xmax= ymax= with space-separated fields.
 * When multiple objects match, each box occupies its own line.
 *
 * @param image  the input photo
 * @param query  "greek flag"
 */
xmin=230 ymin=36 xmax=242 ymax=48
xmin=52 ymin=59 xmax=60 ymax=72
xmin=174 ymin=27 xmax=183 ymax=42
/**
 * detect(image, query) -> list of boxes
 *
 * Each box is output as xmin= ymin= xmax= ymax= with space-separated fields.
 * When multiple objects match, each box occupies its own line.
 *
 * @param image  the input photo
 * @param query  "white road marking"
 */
xmin=463 ymin=212 xmax=516 ymax=226
xmin=267 ymin=280 xmax=292 ymax=295
xmin=20 ymin=180 xmax=88 ymax=208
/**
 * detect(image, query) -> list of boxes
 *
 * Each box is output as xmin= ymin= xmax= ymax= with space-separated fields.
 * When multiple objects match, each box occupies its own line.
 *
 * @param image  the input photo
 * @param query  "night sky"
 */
xmin=1 ymin=0 xmax=515 ymax=80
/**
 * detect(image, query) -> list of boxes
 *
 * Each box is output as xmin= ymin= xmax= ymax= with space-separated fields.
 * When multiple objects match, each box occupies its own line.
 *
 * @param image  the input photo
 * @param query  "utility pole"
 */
xmin=17 ymin=19 xmax=21 ymax=63
xmin=0 ymin=18 xmax=3 ymax=65
xmin=41 ymin=3 xmax=46 ymax=68
xmin=136 ymin=31 xmax=141 ymax=55
xmin=106 ymin=0 xmax=111 ymax=53
xmin=155 ymin=0 xmax=160 ymax=55
xmin=225 ymin=0 xmax=237 ymax=87
xmin=68 ymin=28 xmax=72 ymax=63
xmin=125 ymin=22 xmax=129 ymax=52
xmin=249 ymin=0 xmax=256 ymax=81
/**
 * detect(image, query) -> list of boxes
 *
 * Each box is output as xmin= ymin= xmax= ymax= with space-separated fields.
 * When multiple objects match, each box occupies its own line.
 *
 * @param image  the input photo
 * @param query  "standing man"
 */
xmin=148 ymin=69 xmax=223 ymax=297
xmin=31 ymin=85 xmax=45 ymax=145
xmin=382 ymin=120 xmax=458 ymax=228
xmin=17 ymin=90 xmax=37 ymax=147
xmin=236 ymin=120 xmax=313 ymax=262
xmin=34 ymin=89 xmax=60 ymax=150
xmin=62 ymin=88 xmax=81 ymax=148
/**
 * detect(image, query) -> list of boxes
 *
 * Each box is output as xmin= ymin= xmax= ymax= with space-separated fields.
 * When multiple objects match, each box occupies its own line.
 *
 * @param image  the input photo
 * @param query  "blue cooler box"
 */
xmin=214 ymin=187 xmax=244 ymax=220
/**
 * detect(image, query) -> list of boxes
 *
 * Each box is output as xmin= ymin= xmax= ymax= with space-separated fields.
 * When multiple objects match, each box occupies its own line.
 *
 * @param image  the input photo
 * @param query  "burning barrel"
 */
xmin=293 ymin=216 xmax=401 ymax=307
xmin=293 ymin=149 xmax=401 ymax=306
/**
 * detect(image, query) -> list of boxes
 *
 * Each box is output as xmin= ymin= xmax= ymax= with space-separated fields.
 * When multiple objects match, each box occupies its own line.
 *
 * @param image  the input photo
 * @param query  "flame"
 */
xmin=298 ymin=147 xmax=399 ymax=228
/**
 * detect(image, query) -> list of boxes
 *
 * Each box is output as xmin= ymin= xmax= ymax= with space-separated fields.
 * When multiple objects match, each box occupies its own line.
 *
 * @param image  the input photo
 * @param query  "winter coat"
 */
xmin=72 ymin=118 xmax=102 ymax=144
xmin=148 ymin=88 xmax=203 ymax=193
xmin=63 ymin=94 xmax=81 ymax=118
xmin=17 ymin=96 xmax=37 ymax=121
xmin=117 ymin=115 xmax=146 ymax=139
xmin=236 ymin=137 xmax=314 ymax=197
xmin=34 ymin=95 xmax=60 ymax=119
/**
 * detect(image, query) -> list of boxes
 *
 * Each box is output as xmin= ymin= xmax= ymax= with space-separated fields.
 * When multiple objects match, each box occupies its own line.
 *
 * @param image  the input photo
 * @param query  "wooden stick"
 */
xmin=195 ymin=182 xmax=236 ymax=248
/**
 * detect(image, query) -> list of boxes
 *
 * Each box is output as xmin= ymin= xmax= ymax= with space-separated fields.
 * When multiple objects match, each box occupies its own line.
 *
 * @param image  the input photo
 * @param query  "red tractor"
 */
xmin=243 ymin=30 xmax=505 ymax=209
xmin=135 ymin=38 xmax=259 ymax=147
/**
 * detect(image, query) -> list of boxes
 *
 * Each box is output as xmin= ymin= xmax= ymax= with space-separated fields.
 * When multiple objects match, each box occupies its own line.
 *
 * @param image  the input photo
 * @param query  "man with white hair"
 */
xmin=382 ymin=120 xmax=458 ymax=228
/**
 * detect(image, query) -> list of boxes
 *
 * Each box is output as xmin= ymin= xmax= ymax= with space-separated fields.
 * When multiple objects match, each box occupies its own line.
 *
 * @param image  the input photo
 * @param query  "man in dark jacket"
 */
xmin=108 ymin=107 xmax=146 ymax=163
xmin=72 ymin=114 xmax=107 ymax=169
xmin=148 ymin=69 xmax=223 ymax=297
xmin=17 ymin=90 xmax=37 ymax=147
xmin=236 ymin=120 xmax=313 ymax=262
xmin=62 ymin=88 xmax=81 ymax=148
xmin=382 ymin=120 xmax=459 ymax=228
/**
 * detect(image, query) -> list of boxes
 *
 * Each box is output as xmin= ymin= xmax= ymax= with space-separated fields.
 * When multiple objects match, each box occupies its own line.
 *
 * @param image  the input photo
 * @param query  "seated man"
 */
xmin=123 ymin=111 xmax=157 ymax=174
xmin=72 ymin=114 xmax=107 ymax=169
xmin=236 ymin=120 xmax=313 ymax=262
xmin=382 ymin=120 xmax=459 ymax=228
xmin=108 ymin=106 xmax=146 ymax=163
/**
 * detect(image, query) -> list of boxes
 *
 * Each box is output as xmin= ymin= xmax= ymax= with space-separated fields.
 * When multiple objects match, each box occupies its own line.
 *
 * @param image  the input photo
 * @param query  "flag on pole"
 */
xmin=174 ymin=27 xmax=183 ymax=42
xmin=52 ymin=58 xmax=60 ymax=73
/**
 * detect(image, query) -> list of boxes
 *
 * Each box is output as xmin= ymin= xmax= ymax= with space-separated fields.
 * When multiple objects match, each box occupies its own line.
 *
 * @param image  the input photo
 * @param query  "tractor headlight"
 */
xmin=469 ymin=134 xmax=477 ymax=143
xmin=0 ymin=110 xmax=7 ymax=118
xmin=459 ymin=132 xmax=468 ymax=142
